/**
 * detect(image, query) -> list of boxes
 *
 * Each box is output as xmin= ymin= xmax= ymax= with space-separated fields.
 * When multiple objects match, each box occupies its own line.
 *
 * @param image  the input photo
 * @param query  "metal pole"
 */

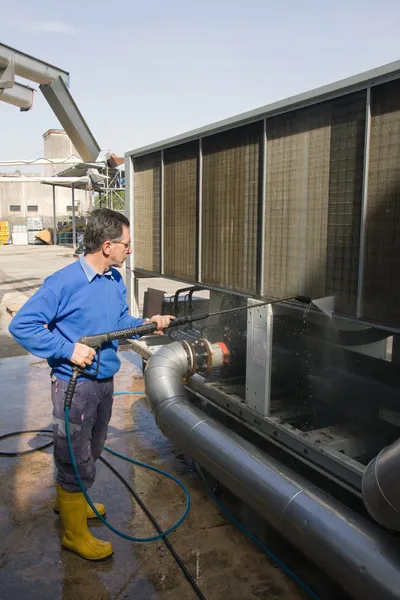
xmin=160 ymin=149 xmax=164 ymax=274
xmin=106 ymin=164 xmax=109 ymax=208
xmin=258 ymin=119 xmax=267 ymax=296
xmin=52 ymin=185 xmax=57 ymax=244
xmin=356 ymin=87 xmax=372 ymax=318
xmin=71 ymin=183 xmax=76 ymax=248
xmin=197 ymin=138 xmax=203 ymax=282
xmin=126 ymin=156 xmax=139 ymax=316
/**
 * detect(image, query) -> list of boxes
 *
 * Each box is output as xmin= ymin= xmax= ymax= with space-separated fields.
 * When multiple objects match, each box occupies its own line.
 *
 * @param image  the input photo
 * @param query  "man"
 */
xmin=9 ymin=208 xmax=174 ymax=561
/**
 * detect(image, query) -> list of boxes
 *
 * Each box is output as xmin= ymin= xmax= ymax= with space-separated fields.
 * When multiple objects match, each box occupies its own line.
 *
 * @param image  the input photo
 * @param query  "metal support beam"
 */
xmin=52 ymin=186 xmax=57 ymax=245
xmin=40 ymin=77 xmax=100 ymax=162
xmin=160 ymin=149 xmax=164 ymax=274
xmin=197 ymin=138 xmax=203 ymax=281
xmin=356 ymin=87 xmax=372 ymax=318
xmin=71 ymin=183 xmax=76 ymax=248
xmin=258 ymin=119 xmax=267 ymax=296
xmin=245 ymin=299 xmax=273 ymax=416
xmin=126 ymin=156 xmax=139 ymax=316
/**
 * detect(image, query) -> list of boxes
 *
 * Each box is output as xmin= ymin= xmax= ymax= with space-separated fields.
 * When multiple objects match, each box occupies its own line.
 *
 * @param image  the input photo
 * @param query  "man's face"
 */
xmin=107 ymin=225 xmax=132 ymax=268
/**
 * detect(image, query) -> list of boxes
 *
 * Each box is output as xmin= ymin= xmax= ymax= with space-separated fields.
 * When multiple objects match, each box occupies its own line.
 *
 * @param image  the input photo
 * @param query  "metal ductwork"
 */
xmin=144 ymin=341 xmax=400 ymax=600
xmin=0 ymin=54 xmax=34 ymax=111
xmin=362 ymin=437 xmax=400 ymax=532
xmin=0 ymin=82 xmax=34 ymax=111
xmin=0 ymin=43 xmax=101 ymax=162
xmin=0 ymin=43 xmax=69 ymax=86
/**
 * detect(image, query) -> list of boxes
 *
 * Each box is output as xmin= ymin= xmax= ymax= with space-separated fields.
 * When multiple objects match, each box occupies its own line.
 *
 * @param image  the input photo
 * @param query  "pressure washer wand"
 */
xmin=204 ymin=295 xmax=311 ymax=320
xmin=79 ymin=294 xmax=312 ymax=348
xmin=64 ymin=294 xmax=311 ymax=408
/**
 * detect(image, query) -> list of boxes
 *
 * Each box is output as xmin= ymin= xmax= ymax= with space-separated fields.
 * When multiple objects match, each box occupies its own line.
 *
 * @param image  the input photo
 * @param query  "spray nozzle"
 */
xmin=294 ymin=295 xmax=312 ymax=305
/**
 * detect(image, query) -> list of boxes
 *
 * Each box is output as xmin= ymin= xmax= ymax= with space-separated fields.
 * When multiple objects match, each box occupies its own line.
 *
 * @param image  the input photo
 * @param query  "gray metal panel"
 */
xmin=126 ymin=60 xmax=400 ymax=158
xmin=40 ymin=77 xmax=100 ymax=162
xmin=245 ymin=300 xmax=273 ymax=416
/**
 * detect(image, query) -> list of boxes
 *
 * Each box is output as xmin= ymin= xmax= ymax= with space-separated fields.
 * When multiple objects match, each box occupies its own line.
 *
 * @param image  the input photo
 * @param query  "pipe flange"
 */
xmin=190 ymin=338 xmax=211 ymax=374
xmin=180 ymin=340 xmax=196 ymax=376
xmin=198 ymin=338 xmax=213 ymax=372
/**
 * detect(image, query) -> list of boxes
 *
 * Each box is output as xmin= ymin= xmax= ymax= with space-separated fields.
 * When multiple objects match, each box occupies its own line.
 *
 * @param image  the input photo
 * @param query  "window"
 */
xmin=9 ymin=205 xmax=21 ymax=212
xmin=27 ymin=205 xmax=38 ymax=212
xmin=66 ymin=206 xmax=72 ymax=212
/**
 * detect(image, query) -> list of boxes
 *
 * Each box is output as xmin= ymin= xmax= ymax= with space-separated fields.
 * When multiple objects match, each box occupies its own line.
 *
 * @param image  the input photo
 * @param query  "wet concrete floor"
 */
xmin=0 ymin=349 xmax=322 ymax=600
xmin=0 ymin=246 xmax=351 ymax=600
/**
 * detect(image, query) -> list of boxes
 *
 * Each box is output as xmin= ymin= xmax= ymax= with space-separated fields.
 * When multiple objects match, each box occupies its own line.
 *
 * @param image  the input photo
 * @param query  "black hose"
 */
xmin=0 ymin=429 xmax=53 ymax=456
xmin=0 ymin=429 xmax=207 ymax=600
xmin=100 ymin=455 xmax=206 ymax=600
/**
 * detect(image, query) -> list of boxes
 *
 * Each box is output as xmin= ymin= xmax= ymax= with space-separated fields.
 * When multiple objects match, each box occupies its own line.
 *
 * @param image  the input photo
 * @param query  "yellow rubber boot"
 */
xmin=54 ymin=496 xmax=106 ymax=519
xmin=57 ymin=484 xmax=113 ymax=561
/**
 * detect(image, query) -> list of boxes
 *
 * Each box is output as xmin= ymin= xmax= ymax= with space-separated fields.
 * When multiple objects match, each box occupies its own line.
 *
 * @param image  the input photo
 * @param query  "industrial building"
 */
xmin=0 ymin=129 xmax=88 ymax=228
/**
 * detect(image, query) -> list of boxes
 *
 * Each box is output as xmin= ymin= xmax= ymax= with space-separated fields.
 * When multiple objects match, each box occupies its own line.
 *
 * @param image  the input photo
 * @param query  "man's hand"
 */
xmin=147 ymin=314 xmax=175 ymax=335
xmin=70 ymin=342 xmax=96 ymax=369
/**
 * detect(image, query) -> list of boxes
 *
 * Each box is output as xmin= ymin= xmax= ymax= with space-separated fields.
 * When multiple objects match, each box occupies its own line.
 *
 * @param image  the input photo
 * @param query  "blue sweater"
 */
xmin=8 ymin=257 xmax=145 ymax=380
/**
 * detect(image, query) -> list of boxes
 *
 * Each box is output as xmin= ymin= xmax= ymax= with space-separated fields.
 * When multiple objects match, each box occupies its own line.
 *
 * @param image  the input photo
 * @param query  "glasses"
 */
xmin=114 ymin=240 xmax=132 ymax=249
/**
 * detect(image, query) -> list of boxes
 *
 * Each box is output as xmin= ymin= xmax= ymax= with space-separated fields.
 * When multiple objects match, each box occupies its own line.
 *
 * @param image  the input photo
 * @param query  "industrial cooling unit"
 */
xmin=125 ymin=62 xmax=400 ymax=600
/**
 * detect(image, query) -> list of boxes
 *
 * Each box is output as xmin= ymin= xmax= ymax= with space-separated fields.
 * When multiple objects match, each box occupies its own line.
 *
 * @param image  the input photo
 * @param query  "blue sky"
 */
xmin=1 ymin=0 xmax=399 ymax=162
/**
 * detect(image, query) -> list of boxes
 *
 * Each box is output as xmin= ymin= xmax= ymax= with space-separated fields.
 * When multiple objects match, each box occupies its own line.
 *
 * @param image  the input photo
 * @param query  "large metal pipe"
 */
xmin=0 ymin=82 xmax=34 ymax=110
xmin=362 ymin=437 xmax=400 ymax=532
xmin=0 ymin=43 xmax=69 ymax=86
xmin=144 ymin=342 xmax=400 ymax=600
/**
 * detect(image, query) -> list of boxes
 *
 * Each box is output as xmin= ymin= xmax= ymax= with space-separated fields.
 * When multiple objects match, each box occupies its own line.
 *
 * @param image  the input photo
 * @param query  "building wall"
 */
xmin=43 ymin=129 xmax=80 ymax=176
xmin=0 ymin=130 xmax=88 ymax=227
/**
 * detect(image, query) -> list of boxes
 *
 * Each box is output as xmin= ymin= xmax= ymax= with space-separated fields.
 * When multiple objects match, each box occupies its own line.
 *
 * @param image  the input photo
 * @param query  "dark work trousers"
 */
xmin=51 ymin=374 xmax=114 ymax=492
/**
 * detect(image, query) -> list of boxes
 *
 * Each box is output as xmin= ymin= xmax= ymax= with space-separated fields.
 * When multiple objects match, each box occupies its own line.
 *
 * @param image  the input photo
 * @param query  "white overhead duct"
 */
xmin=0 ymin=54 xmax=34 ymax=111
xmin=0 ymin=43 xmax=69 ymax=87
xmin=0 ymin=82 xmax=34 ymax=111
xmin=0 ymin=43 xmax=101 ymax=161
